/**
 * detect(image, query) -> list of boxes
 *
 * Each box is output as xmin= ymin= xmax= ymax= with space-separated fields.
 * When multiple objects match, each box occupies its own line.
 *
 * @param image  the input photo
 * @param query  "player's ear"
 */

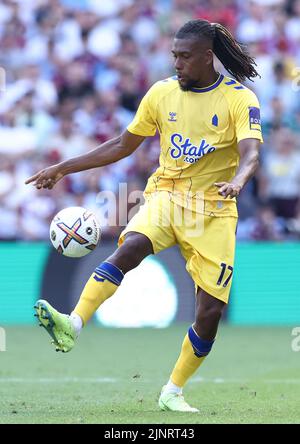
xmin=205 ymin=49 xmax=214 ymax=65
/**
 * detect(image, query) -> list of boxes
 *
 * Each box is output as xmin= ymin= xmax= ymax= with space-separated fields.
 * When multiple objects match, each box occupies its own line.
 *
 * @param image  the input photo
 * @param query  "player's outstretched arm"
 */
xmin=215 ymin=138 xmax=260 ymax=199
xmin=25 ymin=130 xmax=145 ymax=190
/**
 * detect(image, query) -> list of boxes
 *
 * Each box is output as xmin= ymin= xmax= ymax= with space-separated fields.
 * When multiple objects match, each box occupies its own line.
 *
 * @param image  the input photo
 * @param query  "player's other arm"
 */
xmin=215 ymin=89 xmax=263 ymax=199
xmin=25 ymin=130 xmax=145 ymax=190
xmin=215 ymin=138 xmax=260 ymax=199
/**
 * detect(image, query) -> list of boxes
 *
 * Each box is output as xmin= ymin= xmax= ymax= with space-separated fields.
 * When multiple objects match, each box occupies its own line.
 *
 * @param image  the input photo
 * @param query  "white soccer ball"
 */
xmin=49 ymin=206 xmax=101 ymax=258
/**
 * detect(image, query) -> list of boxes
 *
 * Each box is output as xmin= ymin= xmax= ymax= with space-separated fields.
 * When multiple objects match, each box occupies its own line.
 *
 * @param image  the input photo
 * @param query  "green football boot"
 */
xmin=34 ymin=300 xmax=76 ymax=353
xmin=158 ymin=386 xmax=199 ymax=413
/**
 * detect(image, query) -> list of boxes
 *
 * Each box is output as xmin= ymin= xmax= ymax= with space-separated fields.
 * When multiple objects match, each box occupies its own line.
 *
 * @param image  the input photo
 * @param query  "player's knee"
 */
xmin=123 ymin=233 xmax=153 ymax=262
xmin=196 ymin=304 xmax=224 ymax=326
xmin=194 ymin=303 xmax=224 ymax=343
xmin=109 ymin=233 xmax=153 ymax=273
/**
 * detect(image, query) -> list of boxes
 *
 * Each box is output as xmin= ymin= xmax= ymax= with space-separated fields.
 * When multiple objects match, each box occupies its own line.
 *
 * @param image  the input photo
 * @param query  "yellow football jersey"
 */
xmin=127 ymin=74 xmax=263 ymax=217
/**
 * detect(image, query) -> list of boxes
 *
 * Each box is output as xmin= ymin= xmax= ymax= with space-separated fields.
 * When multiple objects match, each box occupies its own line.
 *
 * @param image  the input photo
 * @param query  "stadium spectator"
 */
xmin=0 ymin=0 xmax=299 ymax=240
xmin=250 ymin=204 xmax=284 ymax=240
xmin=42 ymin=115 xmax=92 ymax=161
xmin=260 ymin=127 xmax=300 ymax=219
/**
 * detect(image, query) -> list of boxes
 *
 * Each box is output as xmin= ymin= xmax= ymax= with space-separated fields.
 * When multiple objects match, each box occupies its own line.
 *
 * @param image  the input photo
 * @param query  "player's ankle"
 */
xmin=164 ymin=379 xmax=182 ymax=395
xmin=69 ymin=312 xmax=83 ymax=336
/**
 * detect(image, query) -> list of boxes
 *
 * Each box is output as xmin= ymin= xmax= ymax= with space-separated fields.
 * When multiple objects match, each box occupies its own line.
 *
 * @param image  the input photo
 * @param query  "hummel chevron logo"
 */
xmin=93 ymin=274 xmax=105 ymax=282
xmin=168 ymin=112 xmax=177 ymax=122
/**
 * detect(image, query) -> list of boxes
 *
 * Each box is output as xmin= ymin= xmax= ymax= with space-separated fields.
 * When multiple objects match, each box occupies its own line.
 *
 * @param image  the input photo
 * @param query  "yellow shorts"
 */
xmin=118 ymin=192 xmax=237 ymax=303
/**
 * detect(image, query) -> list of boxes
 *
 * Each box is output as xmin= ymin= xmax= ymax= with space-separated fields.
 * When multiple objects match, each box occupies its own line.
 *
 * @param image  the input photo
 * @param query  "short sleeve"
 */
xmin=231 ymin=89 xmax=263 ymax=143
xmin=127 ymin=85 xmax=158 ymax=137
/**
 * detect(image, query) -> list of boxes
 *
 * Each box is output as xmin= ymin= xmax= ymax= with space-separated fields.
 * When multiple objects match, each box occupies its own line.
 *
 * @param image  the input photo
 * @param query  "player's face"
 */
xmin=171 ymin=38 xmax=213 ymax=91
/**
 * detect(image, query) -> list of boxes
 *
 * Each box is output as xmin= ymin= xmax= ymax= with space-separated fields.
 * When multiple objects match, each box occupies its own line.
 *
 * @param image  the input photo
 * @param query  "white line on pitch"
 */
xmin=0 ymin=377 xmax=117 ymax=383
xmin=0 ymin=377 xmax=299 ymax=384
xmin=190 ymin=377 xmax=300 ymax=384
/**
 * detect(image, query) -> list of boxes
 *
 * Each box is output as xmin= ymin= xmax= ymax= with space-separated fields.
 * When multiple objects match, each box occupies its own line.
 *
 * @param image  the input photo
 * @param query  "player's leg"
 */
xmin=35 ymin=232 xmax=153 ymax=352
xmin=36 ymin=192 xmax=176 ymax=352
xmin=194 ymin=287 xmax=226 ymax=339
xmin=72 ymin=231 xmax=153 ymax=324
xmin=159 ymin=213 xmax=236 ymax=412
xmin=169 ymin=289 xmax=224 ymax=390
xmin=159 ymin=289 xmax=225 ymax=413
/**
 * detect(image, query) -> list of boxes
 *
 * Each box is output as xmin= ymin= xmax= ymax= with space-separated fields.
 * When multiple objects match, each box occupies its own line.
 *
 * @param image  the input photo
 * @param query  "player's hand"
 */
xmin=214 ymin=182 xmax=242 ymax=199
xmin=25 ymin=164 xmax=64 ymax=190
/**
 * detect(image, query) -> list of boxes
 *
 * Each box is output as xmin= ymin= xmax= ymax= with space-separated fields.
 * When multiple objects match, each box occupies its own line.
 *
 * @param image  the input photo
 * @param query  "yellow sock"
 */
xmin=170 ymin=334 xmax=206 ymax=387
xmin=74 ymin=261 xmax=123 ymax=325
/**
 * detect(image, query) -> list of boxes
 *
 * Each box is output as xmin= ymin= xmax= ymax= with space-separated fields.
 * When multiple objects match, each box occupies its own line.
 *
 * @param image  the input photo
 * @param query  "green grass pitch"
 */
xmin=0 ymin=324 xmax=300 ymax=424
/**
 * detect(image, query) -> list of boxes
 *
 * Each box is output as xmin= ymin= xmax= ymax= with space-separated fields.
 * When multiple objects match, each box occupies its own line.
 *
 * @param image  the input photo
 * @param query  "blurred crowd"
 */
xmin=0 ymin=0 xmax=300 ymax=241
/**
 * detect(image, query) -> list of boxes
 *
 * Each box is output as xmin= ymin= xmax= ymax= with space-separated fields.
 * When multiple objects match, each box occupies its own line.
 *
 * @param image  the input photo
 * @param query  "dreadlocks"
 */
xmin=175 ymin=19 xmax=260 ymax=82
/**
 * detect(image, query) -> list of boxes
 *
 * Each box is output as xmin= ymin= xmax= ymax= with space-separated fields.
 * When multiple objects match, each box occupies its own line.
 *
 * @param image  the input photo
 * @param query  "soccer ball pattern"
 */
xmin=49 ymin=207 xmax=101 ymax=258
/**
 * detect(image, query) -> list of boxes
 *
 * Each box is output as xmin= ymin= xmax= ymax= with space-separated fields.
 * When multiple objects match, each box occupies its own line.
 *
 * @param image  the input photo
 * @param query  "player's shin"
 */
xmin=168 ymin=326 xmax=215 ymax=389
xmin=73 ymin=261 xmax=124 ymax=326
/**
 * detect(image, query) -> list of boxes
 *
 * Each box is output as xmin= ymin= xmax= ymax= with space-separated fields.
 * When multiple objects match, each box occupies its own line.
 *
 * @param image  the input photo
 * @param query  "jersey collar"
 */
xmin=189 ymin=74 xmax=224 ymax=93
